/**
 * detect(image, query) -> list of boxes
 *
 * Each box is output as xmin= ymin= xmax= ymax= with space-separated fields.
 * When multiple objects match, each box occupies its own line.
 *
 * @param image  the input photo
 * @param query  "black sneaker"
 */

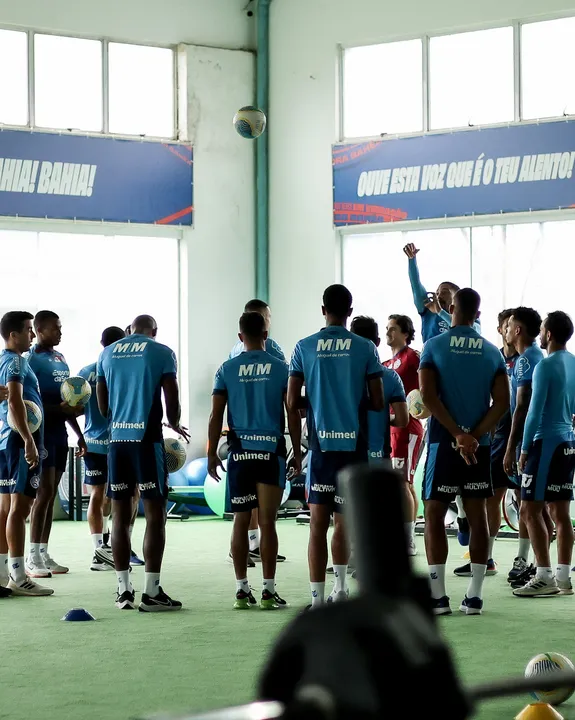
xmin=460 ymin=595 xmax=483 ymax=615
xmin=227 ymin=551 xmax=255 ymax=568
xmin=457 ymin=517 xmax=470 ymax=546
xmin=510 ymin=564 xmax=537 ymax=589
xmin=115 ymin=589 xmax=136 ymax=610
xmin=249 ymin=548 xmax=286 ymax=563
xmin=507 ymin=556 xmax=529 ymax=583
xmin=95 ymin=544 xmax=115 ymax=569
xmin=431 ymin=595 xmax=452 ymax=616
xmin=247 ymin=589 xmax=257 ymax=606
xmin=139 ymin=587 xmax=182 ymax=612
xmin=0 ymin=585 xmax=12 ymax=598
xmin=103 ymin=532 xmax=110 ymax=546
xmin=272 ymin=591 xmax=288 ymax=607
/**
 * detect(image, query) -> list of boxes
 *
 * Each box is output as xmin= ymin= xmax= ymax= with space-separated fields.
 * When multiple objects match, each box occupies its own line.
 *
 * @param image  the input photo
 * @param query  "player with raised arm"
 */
xmin=503 ymin=307 xmax=545 ymax=584
xmin=208 ymin=312 xmax=300 ymax=609
xmin=419 ymin=289 xmax=509 ymax=616
xmin=0 ymin=312 xmax=53 ymax=596
xmin=78 ymin=326 xmax=126 ymax=571
xmin=514 ymin=311 xmax=575 ymax=597
xmin=97 ymin=315 xmax=189 ymax=611
xmin=287 ymin=285 xmax=384 ymax=608
xmin=26 ymin=311 xmax=87 ymax=578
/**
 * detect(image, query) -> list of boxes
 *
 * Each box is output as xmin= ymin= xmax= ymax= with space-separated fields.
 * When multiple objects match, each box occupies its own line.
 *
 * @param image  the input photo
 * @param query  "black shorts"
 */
xmin=42 ymin=438 xmax=68 ymax=473
xmin=227 ymin=450 xmax=286 ymax=513
xmin=306 ymin=447 xmax=367 ymax=513
xmin=491 ymin=450 xmax=519 ymax=491
xmin=1 ymin=431 xmax=43 ymax=498
xmin=423 ymin=442 xmax=492 ymax=503
xmin=84 ymin=453 xmax=108 ymax=486
xmin=521 ymin=436 xmax=575 ymax=502
xmin=107 ymin=442 xmax=168 ymax=501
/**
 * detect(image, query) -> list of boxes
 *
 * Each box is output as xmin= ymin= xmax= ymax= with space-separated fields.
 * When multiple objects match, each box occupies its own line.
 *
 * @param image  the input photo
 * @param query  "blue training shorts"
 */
xmin=423 ymin=442 xmax=492 ymax=503
xmin=107 ymin=441 xmax=168 ymax=501
xmin=306 ymin=447 xmax=367 ymax=513
xmin=521 ymin=436 xmax=575 ymax=503
xmin=227 ymin=449 xmax=286 ymax=513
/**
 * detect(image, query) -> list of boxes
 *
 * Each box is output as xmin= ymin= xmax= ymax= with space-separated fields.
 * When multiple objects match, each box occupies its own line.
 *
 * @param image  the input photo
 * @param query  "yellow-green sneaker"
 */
xmin=234 ymin=590 xmax=251 ymax=609
xmin=260 ymin=589 xmax=281 ymax=610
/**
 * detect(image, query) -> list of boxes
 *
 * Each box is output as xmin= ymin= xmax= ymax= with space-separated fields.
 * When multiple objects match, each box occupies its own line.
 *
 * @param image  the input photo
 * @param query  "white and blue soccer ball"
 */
xmin=233 ymin=106 xmax=267 ymax=139
xmin=7 ymin=399 xmax=43 ymax=434
xmin=407 ymin=389 xmax=430 ymax=420
xmin=525 ymin=652 xmax=575 ymax=706
xmin=164 ymin=437 xmax=187 ymax=474
xmin=60 ymin=376 xmax=92 ymax=407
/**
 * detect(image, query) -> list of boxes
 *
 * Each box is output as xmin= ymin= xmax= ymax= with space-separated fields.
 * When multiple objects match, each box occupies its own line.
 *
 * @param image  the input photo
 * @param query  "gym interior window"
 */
xmin=521 ymin=17 xmax=575 ymax=120
xmin=0 ymin=29 xmax=28 ymax=126
xmin=35 ymin=34 xmax=103 ymax=132
xmin=429 ymin=27 xmax=514 ymax=130
xmin=343 ymin=39 xmax=423 ymax=138
xmin=108 ymin=43 xmax=175 ymax=138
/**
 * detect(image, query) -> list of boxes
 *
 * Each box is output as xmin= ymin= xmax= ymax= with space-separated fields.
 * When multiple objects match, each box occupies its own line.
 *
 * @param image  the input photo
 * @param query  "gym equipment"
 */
xmin=516 ymin=704 xmax=564 ymax=720
xmin=166 ymin=458 xmax=214 ymax=519
xmin=204 ymin=471 xmax=226 ymax=517
xmin=62 ymin=608 xmax=95 ymax=622
xmin=140 ymin=464 xmax=575 ymax=720
xmin=56 ymin=450 xmax=88 ymax=520
xmin=504 ymin=488 xmax=520 ymax=531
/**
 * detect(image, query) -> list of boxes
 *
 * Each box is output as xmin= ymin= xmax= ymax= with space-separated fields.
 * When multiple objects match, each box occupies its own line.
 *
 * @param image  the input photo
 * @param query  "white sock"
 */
xmin=488 ymin=536 xmax=497 ymax=561
xmin=428 ymin=564 xmax=446 ymax=599
xmin=144 ymin=572 xmax=161 ymax=598
xmin=333 ymin=565 xmax=348 ymax=593
xmin=236 ymin=577 xmax=249 ymax=593
xmin=0 ymin=553 xmax=8 ymax=582
xmin=29 ymin=542 xmax=41 ymax=561
xmin=518 ymin=537 xmax=530 ymax=561
xmin=466 ymin=564 xmax=487 ymax=599
xmin=10 ymin=556 xmax=26 ymax=584
xmin=248 ymin=528 xmax=260 ymax=551
xmin=310 ymin=581 xmax=325 ymax=607
xmin=116 ymin=569 xmax=132 ymax=595
xmin=39 ymin=543 xmax=48 ymax=560
xmin=129 ymin=525 xmax=134 ymax=540
xmin=405 ymin=521 xmax=415 ymax=540
xmin=455 ymin=496 xmax=466 ymax=519
xmin=103 ymin=516 xmax=109 ymax=535
xmin=92 ymin=533 xmax=103 ymax=550
xmin=536 ymin=566 xmax=553 ymax=581
xmin=263 ymin=578 xmax=275 ymax=595
xmin=557 ymin=564 xmax=571 ymax=583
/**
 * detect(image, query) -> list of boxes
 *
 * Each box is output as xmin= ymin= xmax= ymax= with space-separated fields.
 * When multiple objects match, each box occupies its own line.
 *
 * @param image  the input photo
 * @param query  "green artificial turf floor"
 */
xmin=2 ymin=518 xmax=575 ymax=720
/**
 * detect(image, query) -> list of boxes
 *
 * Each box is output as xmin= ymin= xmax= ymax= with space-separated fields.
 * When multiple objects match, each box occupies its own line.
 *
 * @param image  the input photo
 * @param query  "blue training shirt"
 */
xmin=419 ymin=325 xmax=506 ymax=445
xmin=78 ymin=362 xmax=109 ymax=454
xmin=229 ymin=337 xmax=286 ymax=363
xmin=289 ymin=325 xmax=384 ymax=453
xmin=368 ymin=366 xmax=406 ymax=461
xmin=510 ymin=343 xmax=544 ymax=416
xmin=97 ymin=334 xmax=177 ymax=443
xmin=213 ymin=349 xmax=288 ymax=454
xmin=26 ymin=345 xmax=69 ymax=442
xmin=522 ymin=350 xmax=575 ymax=452
xmin=408 ymin=257 xmax=480 ymax=343
xmin=0 ymin=351 xmax=43 ymax=450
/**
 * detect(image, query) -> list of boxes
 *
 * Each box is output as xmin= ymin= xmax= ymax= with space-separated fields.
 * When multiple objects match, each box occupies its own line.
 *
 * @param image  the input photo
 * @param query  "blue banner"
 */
xmin=333 ymin=120 xmax=575 ymax=226
xmin=0 ymin=129 xmax=193 ymax=225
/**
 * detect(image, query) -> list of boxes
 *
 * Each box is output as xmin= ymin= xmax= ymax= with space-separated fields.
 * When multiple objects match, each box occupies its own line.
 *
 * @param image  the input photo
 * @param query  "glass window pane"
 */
xmin=470 ymin=226 xmax=505 ymax=347
xmin=430 ymin=27 xmax=514 ymax=129
xmin=0 ymin=30 xmax=28 ymax=126
xmin=109 ymin=43 xmax=174 ymax=137
xmin=343 ymin=40 xmax=423 ymax=138
xmin=35 ymin=34 xmax=102 ymax=131
xmin=522 ymin=17 xmax=575 ymax=119
xmin=0 ymin=231 xmax=38 ymax=312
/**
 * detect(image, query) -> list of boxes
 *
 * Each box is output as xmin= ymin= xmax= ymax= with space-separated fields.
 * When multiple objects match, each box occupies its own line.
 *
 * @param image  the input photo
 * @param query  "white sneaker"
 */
xmin=407 ymin=538 xmax=418 ymax=556
xmin=44 ymin=554 xmax=69 ymax=575
xmin=327 ymin=589 xmax=349 ymax=603
xmin=8 ymin=577 xmax=54 ymax=596
xmin=558 ymin=579 xmax=574 ymax=596
xmin=512 ymin=575 xmax=560 ymax=597
xmin=26 ymin=557 xmax=52 ymax=578
xmin=0 ymin=574 xmax=9 ymax=588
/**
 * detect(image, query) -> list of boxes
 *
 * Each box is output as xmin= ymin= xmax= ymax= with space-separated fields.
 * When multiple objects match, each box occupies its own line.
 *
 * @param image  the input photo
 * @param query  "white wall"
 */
xmin=0 ymin=0 xmax=254 ymax=49
xmin=183 ymin=46 xmax=256 ymax=455
xmin=268 ymin=0 xmax=575 ymax=355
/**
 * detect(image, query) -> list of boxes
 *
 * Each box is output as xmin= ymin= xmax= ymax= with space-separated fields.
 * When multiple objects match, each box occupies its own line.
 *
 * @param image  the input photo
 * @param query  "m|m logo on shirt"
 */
xmin=316 ymin=338 xmax=352 ymax=352
xmin=113 ymin=342 xmax=148 ymax=354
xmin=450 ymin=336 xmax=483 ymax=350
xmin=238 ymin=363 xmax=272 ymax=377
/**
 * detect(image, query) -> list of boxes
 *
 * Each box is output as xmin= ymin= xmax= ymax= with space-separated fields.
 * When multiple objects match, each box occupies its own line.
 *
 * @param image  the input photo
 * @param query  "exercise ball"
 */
xmin=184 ymin=457 xmax=209 ymax=485
xmin=204 ymin=472 xmax=226 ymax=517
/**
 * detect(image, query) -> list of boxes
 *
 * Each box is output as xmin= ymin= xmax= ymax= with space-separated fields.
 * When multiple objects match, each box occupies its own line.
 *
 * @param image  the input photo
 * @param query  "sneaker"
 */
xmin=116 ymin=589 xmax=136 ymax=609
xmin=558 ymin=579 xmax=574 ymax=596
xmin=249 ymin=548 xmax=286 ymax=563
xmin=460 ymin=596 xmax=483 ymax=615
xmin=512 ymin=576 xmax=560 ymax=597
xmin=44 ymin=555 xmax=69 ymax=575
xmin=226 ymin=552 xmax=255 ymax=568
xmin=139 ymin=587 xmax=182 ymax=612
xmin=25 ymin=558 xmax=52 ymax=579
xmin=407 ymin=538 xmax=418 ymax=556
xmin=0 ymin=584 xmax=12 ymax=598
xmin=95 ymin=544 xmax=115 ymax=569
xmin=260 ymin=589 xmax=281 ymax=610
xmin=234 ymin=590 xmax=252 ymax=609
xmin=510 ymin=564 xmax=537 ymax=588
xmin=103 ymin=531 xmax=110 ymax=546
xmin=327 ymin=589 xmax=349 ymax=603
xmin=247 ymin=589 xmax=258 ymax=606
xmin=272 ymin=591 xmax=288 ymax=607
xmin=507 ymin=556 xmax=529 ymax=583
xmin=8 ymin=578 xmax=54 ymax=596
xmin=457 ymin=517 xmax=470 ymax=546
xmin=486 ymin=559 xmax=498 ymax=575
xmin=431 ymin=596 xmax=452 ymax=616
xmin=453 ymin=561 xmax=495 ymax=577
xmin=351 ymin=570 xmax=357 ymax=580
xmin=129 ymin=551 xmax=145 ymax=567
xmin=90 ymin=555 xmax=112 ymax=572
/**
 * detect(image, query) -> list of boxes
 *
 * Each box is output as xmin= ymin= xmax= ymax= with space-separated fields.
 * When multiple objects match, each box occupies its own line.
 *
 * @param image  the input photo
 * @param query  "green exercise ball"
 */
xmin=413 ymin=444 xmax=427 ymax=517
xmin=204 ymin=472 xmax=226 ymax=517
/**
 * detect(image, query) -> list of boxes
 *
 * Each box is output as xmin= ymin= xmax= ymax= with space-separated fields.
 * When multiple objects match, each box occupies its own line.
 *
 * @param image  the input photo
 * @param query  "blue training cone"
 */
xmin=62 ymin=608 xmax=96 ymax=622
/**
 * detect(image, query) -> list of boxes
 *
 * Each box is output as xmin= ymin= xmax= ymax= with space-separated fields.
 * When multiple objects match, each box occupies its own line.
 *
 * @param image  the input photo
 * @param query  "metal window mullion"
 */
xmin=28 ymin=30 xmax=35 ymax=127
xmin=422 ymin=35 xmax=430 ymax=132
xmin=513 ymin=22 xmax=522 ymax=122
xmin=102 ymin=39 xmax=109 ymax=133
xmin=337 ymin=44 xmax=345 ymax=141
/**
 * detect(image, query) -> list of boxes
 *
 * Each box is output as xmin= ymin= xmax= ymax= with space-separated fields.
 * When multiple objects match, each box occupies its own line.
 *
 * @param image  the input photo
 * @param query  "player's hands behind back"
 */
xmin=403 ymin=243 xmax=419 ymax=259
xmin=455 ymin=432 xmax=478 ymax=466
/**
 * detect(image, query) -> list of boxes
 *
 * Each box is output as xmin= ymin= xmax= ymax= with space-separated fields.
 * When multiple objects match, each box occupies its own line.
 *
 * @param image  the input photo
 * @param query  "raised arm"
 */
xmin=403 ymin=244 xmax=427 ymax=313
